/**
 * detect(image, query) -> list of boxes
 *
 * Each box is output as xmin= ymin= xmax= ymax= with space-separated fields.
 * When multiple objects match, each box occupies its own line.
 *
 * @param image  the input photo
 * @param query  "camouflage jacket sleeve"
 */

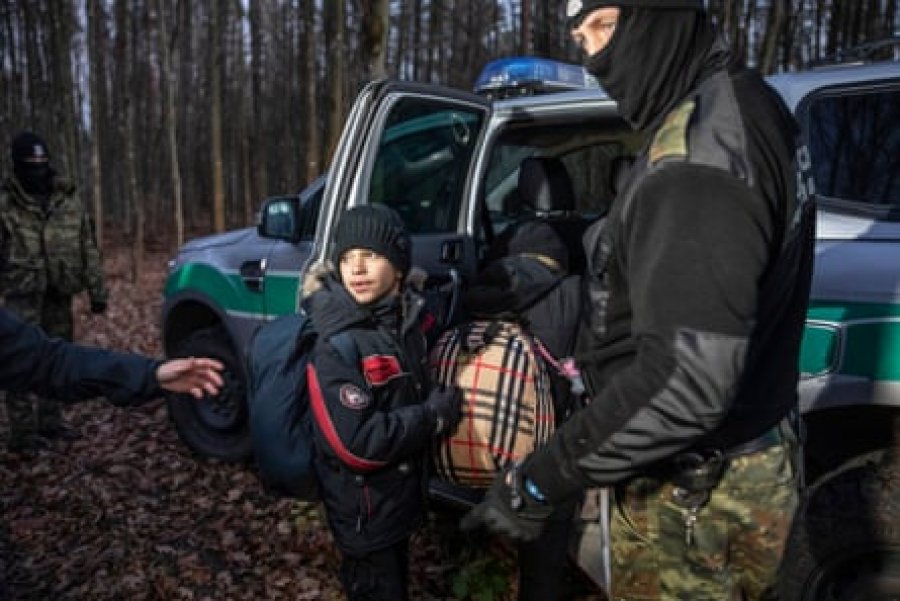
xmin=80 ymin=206 xmax=108 ymax=303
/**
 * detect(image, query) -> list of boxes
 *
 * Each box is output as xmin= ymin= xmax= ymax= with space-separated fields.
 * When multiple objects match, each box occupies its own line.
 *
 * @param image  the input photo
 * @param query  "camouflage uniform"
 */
xmin=0 ymin=173 xmax=107 ymax=444
xmin=609 ymin=432 xmax=799 ymax=600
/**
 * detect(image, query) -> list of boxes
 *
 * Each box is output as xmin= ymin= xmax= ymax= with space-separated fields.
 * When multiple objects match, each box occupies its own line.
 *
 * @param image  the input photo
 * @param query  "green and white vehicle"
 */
xmin=162 ymin=55 xmax=900 ymax=599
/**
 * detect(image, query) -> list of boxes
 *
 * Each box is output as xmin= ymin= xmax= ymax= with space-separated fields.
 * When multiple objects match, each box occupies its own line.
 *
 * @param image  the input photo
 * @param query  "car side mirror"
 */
xmin=258 ymin=196 xmax=302 ymax=243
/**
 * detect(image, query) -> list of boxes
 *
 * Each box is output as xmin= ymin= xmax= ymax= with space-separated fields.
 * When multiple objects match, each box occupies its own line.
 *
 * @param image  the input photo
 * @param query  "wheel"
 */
xmin=166 ymin=326 xmax=253 ymax=462
xmin=779 ymin=449 xmax=900 ymax=600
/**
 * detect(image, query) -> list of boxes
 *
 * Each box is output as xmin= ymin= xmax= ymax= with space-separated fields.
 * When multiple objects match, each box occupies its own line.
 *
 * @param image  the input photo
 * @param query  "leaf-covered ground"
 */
xmin=0 ymin=249 xmax=604 ymax=600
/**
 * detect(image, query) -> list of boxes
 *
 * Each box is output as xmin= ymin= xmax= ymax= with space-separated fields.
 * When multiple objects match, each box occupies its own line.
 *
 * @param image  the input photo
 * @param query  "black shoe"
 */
xmin=37 ymin=424 xmax=81 ymax=442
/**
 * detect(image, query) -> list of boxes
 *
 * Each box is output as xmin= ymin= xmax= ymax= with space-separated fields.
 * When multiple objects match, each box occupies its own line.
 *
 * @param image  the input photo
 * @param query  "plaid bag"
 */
xmin=429 ymin=320 xmax=556 ymax=488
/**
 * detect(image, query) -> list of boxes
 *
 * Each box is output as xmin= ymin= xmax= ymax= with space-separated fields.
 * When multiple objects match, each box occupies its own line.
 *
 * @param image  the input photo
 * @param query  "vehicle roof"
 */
xmin=766 ymin=60 xmax=900 ymax=111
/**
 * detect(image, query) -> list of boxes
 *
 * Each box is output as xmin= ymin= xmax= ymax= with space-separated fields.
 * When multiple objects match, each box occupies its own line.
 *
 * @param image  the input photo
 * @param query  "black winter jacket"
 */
xmin=527 ymin=65 xmax=815 ymax=503
xmin=303 ymin=274 xmax=437 ymax=556
xmin=0 ymin=307 xmax=160 ymax=403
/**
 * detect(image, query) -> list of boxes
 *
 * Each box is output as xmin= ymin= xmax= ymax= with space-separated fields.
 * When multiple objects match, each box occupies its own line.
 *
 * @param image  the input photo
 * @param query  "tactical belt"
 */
xmin=722 ymin=423 xmax=785 ymax=459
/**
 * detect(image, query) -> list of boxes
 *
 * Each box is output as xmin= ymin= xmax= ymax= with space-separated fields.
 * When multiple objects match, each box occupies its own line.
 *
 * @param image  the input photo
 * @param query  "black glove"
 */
xmin=90 ymin=300 xmax=107 ymax=314
xmin=460 ymin=460 xmax=554 ymax=542
xmin=423 ymin=385 xmax=462 ymax=435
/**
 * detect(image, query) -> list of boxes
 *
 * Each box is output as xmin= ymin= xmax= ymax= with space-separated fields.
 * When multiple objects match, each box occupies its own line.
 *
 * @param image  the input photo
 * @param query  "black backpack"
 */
xmin=246 ymin=313 xmax=356 ymax=499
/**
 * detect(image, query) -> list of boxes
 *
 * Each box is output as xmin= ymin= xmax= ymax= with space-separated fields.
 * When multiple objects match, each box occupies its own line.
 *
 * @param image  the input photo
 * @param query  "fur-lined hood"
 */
xmin=298 ymin=260 xmax=427 ymax=306
xmin=298 ymin=260 xmax=429 ymax=339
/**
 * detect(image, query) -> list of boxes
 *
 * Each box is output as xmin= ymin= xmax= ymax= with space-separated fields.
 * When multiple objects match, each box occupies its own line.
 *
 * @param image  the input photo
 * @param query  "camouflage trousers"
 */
xmin=3 ymin=292 xmax=74 ymax=440
xmin=609 ymin=433 xmax=799 ymax=601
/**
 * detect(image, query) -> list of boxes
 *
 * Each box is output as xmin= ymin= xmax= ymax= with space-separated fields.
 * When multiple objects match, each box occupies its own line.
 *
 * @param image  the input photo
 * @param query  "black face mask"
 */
xmin=582 ymin=8 xmax=727 ymax=131
xmin=14 ymin=161 xmax=53 ymax=196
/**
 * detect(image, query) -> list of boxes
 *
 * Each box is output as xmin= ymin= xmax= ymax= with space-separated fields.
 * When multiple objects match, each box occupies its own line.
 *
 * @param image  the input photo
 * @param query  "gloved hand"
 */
xmin=460 ymin=460 xmax=554 ymax=542
xmin=90 ymin=299 xmax=108 ymax=314
xmin=423 ymin=385 xmax=463 ymax=435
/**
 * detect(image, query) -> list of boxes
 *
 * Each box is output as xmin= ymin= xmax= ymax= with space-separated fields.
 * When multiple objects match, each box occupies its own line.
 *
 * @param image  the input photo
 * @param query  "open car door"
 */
xmin=312 ymin=81 xmax=491 ymax=297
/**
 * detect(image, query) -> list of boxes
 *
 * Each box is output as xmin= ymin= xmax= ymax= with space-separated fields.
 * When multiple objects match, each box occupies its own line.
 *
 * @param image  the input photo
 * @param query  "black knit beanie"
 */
xmin=331 ymin=204 xmax=412 ymax=275
xmin=567 ymin=0 xmax=703 ymax=28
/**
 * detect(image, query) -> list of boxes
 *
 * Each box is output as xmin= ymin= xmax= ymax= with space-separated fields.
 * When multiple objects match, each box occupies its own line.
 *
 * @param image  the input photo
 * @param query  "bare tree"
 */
xmin=324 ymin=0 xmax=345 ymax=163
xmin=760 ymin=0 xmax=789 ymax=73
xmin=87 ymin=0 xmax=106 ymax=249
xmin=209 ymin=2 xmax=226 ymax=232
xmin=158 ymin=0 xmax=184 ymax=246
xmin=305 ymin=8 xmax=321 ymax=184
xmin=363 ymin=0 xmax=390 ymax=79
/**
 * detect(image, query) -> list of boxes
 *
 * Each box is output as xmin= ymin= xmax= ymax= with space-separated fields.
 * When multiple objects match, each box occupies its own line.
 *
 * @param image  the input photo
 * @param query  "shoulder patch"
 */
xmin=339 ymin=384 xmax=372 ymax=410
xmin=649 ymin=99 xmax=696 ymax=166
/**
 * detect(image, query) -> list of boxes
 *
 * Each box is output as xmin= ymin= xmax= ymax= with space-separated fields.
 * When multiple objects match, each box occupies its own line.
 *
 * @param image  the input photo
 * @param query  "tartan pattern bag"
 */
xmin=429 ymin=320 xmax=556 ymax=488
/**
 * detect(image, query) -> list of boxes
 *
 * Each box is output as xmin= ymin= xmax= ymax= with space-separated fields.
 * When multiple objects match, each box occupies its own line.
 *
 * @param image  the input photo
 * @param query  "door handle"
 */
xmin=240 ymin=258 xmax=267 ymax=292
xmin=440 ymin=240 xmax=462 ymax=264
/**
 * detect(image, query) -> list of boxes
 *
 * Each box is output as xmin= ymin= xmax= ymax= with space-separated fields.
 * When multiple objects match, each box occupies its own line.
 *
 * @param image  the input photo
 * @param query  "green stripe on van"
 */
xmin=802 ymin=300 xmax=900 ymax=381
xmin=164 ymin=264 xmax=302 ymax=319
xmin=165 ymin=263 xmax=266 ymax=315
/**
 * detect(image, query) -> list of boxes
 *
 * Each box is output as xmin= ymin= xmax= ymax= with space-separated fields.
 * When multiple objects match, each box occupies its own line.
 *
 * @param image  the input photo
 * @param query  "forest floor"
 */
xmin=0 ymin=245 xmax=606 ymax=601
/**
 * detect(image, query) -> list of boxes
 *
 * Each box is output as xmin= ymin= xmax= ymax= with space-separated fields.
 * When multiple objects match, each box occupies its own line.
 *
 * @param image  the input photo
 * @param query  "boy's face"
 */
xmin=339 ymin=248 xmax=402 ymax=305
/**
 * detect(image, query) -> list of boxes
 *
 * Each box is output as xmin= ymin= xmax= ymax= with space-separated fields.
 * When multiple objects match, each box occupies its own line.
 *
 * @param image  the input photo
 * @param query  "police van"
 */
xmin=162 ymin=54 xmax=900 ymax=599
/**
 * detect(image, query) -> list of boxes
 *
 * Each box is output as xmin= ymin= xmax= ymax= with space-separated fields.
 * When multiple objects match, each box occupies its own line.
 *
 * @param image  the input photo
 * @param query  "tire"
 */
xmin=166 ymin=326 xmax=253 ymax=462
xmin=778 ymin=449 xmax=900 ymax=600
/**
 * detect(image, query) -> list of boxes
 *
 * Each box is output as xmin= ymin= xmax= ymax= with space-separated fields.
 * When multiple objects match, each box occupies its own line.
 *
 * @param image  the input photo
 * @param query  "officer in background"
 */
xmin=0 ymin=131 xmax=109 ymax=453
xmin=463 ymin=2 xmax=816 ymax=599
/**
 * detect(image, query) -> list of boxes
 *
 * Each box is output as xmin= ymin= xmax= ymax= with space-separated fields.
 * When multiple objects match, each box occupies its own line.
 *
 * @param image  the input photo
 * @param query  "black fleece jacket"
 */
xmin=526 ymin=66 xmax=815 ymax=503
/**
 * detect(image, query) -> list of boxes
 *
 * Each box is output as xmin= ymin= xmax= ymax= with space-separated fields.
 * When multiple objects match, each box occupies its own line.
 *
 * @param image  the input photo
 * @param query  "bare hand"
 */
xmin=156 ymin=357 xmax=225 ymax=399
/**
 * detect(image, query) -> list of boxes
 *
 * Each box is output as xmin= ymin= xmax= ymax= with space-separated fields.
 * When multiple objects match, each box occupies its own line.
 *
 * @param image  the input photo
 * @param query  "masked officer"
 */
xmin=1 ymin=131 xmax=109 ymax=453
xmin=462 ymin=2 xmax=816 ymax=599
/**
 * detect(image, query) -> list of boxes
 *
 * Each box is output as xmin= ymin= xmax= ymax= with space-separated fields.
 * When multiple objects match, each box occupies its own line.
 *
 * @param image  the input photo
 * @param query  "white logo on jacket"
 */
xmin=339 ymin=384 xmax=371 ymax=410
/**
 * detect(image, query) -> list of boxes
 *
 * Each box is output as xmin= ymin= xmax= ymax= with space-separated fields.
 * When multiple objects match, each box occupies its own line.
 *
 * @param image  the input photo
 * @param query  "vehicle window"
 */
xmin=482 ymin=130 xmax=640 ymax=236
xmin=367 ymin=97 xmax=485 ymax=234
xmin=807 ymin=88 xmax=900 ymax=209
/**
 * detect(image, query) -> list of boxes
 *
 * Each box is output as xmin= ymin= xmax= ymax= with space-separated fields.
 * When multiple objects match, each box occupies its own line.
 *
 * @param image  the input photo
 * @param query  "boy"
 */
xmin=302 ymin=204 xmax=461 ymax=601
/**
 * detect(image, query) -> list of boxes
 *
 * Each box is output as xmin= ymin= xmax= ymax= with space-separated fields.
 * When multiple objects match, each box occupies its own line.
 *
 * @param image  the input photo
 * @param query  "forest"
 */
xmin=1 ymin=0 xmax=898 ymax=259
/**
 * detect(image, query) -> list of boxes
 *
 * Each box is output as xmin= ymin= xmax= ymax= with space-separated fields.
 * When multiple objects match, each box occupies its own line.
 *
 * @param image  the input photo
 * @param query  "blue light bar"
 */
xmin=473 ymin=56 xmax=599 ymax=97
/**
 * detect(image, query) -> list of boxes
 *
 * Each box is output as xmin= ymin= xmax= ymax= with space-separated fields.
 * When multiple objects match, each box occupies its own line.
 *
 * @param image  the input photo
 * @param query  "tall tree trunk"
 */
xmin=249 ymin=0 xmax=268 ymax=199
xmin=305 ymin=8 xmax=320 ymax=184
xmin=521 ymin=0 xmax=531 ymax=54
xmin=363 ymin=0 xmax=389 ymax=80
xmin=324 ymin=0 xmax=345 ymax=163
xmin=427 ymin=0 xmax=441 ymax=81
xmin=49 ymin=4 xmax=77 ymax=176
xmin=158 ymin=0 xmax=184 ymax=247
xmin=88 ymin=0 xmax=105 ymax=250
xmin=759 ymin=0 xmax=787 ymax=74
xmin=209 ymin=2 xmax=226 ymax=232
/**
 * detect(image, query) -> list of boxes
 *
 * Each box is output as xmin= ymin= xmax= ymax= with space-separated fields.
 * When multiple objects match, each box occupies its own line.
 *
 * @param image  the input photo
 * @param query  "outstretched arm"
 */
xmin=1 ymin=307 xmax=222 ymax=404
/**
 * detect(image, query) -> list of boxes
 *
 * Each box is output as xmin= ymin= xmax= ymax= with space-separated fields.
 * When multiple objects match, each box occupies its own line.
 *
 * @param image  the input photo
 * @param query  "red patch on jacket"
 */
xmin=362 ymin=355 xmax=403 ymax=387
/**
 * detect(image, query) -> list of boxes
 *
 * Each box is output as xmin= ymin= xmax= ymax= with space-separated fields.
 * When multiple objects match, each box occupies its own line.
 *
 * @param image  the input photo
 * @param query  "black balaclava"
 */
xmin=11 ymin=131 xmax=54 ymax=196
xmin=575 ymin=5 xmax=729 ymax=131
